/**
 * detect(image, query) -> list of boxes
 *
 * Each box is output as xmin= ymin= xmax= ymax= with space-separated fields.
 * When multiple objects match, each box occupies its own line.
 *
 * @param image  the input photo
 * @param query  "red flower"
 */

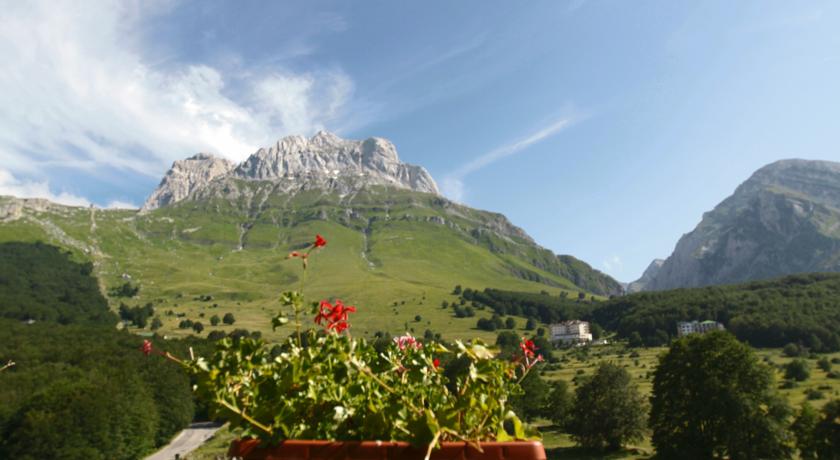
xmin=314 ymin=299 xmax=356 ymax=333
xmin=433 ymin=358 xmax=441 ymax=369
xmin=287 ymin=251 xmax=301 ymax=258
xmin=314 ymin=234 xmax=327 ymax=248
xmin=519 ymin=339 xmax=537 ymax=359
xmin=141 ymin=339 xmax=153 ymax=356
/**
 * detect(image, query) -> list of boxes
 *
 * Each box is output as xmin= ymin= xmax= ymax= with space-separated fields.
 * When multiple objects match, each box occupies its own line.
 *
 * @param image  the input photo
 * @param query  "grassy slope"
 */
xmin=0 ymin=193 xmax=609 ymax=341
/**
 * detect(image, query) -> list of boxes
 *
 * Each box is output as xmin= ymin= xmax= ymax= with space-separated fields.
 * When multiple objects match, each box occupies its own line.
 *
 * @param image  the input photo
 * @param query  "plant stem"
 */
xmin=218 ymin=398 xmax=273 ymax=435
xmin=0 ymin=360 xmax=14 ymax=372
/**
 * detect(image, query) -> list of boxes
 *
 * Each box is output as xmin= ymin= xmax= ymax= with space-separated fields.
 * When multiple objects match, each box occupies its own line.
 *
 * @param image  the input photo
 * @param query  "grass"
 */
xmin=0 ymin=195 xmax=601 ymax=343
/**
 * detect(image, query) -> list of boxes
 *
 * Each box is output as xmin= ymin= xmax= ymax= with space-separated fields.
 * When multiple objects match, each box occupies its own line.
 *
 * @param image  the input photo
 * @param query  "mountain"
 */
xmin=644 ymin=159 xmax=840 ymax=291
xmin=142 ymin=153 xmax=234 ymax=211
xmin=626 ymin=259 xmax=664 ymax=293
xmin=0 ymin=132 xmax=621 ymax=340
xmin=142 ymin=131 xmax=437 ymax=211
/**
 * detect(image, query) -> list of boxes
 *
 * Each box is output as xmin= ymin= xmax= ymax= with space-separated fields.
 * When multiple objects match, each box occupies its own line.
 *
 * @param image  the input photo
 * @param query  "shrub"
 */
xmin=223 ymin=313 xmax=235 ymax=325
xmin=785 ymin=359 xmax=811 ymax=382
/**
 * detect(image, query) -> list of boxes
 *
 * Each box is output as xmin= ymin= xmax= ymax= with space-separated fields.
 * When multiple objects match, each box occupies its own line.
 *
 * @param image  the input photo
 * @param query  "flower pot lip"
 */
xmin=229 ymin=438 xmax=547 ymax=460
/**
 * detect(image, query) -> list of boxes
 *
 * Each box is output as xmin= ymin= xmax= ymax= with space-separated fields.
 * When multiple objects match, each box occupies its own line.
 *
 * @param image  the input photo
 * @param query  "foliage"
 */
xmin=812 ymin=399 xmax=840 ymax=458
xmin=160 ymin=235 xmax=541 ymax=458
xmin=461 ymin=288 xmax=595 ymax=325
xmin=649 ymin=331 xmax=792 ymax=459
xmin=591 ymin=273 xmax=840 ymax=351
xmin=541 ymin=380 xmax=573 ymax=429
xmin=785 ymin=359 xmax=811 ymax=382
xmin=0 ymin=242 xmax=115 ymax=324
xmin=109 ymin=281 xmax=140 ymax=298
xmin=567 ymin=363 xmax=646 ymax=451
xmin=791 ymin=403 xmax=820 ymax=460
xmin=223 ymin=313 xmax=235 ymax=325
xmin=0 ymin=242 xmax=203 ymax=458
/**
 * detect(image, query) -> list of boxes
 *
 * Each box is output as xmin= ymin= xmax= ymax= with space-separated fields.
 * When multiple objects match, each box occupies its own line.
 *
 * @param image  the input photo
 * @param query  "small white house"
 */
xmin=550 ymin=320 xmax=593 ymax=345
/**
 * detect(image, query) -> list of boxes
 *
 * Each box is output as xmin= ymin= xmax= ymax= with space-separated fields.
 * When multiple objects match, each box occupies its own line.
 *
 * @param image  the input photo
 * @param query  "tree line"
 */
xmin=0 ymin=242 xmax=207 ymax=459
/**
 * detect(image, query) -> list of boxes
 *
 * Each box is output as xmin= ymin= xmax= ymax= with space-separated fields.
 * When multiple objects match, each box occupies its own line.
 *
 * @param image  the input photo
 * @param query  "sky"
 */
xmin=1 ymin=1 xmax=839 ymax=282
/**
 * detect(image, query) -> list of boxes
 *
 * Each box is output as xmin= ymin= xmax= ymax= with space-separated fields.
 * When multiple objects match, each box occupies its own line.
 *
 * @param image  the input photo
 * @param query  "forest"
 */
xmin=0 ymin=242 xmax=205 ymax=459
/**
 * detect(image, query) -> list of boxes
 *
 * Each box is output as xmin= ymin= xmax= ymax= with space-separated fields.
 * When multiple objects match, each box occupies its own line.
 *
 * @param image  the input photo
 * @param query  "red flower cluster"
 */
xmin=142 ymin=339 xmax=153 ymax=356
xmin=433 ymin=358 xmax=441 ymax=369
xmin=519 ymin=339 xmax=537 ymax=359
xmin=393 ymin=334 xmax=423 ymax=351
xmin=314 ymin=299 xmax=356 ymax=333
xmin=314 ymin=234 xmax=327 ymax=248
xmin=516 ymin=338 xmax=543 ymax=372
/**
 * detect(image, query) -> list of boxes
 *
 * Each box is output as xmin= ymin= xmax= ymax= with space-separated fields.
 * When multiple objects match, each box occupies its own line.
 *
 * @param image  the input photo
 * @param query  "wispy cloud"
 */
xmin=441 ymin=116 xmax=578 ymax=202
xmin=602 ymin=255 xmax=623 ymax=272
xmin=0 ymin=169 xmax=91 ymax=207
xmin=0 ymin=0 xmax=354 ymax=185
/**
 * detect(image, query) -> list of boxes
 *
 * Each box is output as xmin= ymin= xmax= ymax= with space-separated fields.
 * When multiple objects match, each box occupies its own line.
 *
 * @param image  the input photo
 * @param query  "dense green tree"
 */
xmin=650 ymin=331 xmax=791 ymax=459
xmin=817 ymin=357 xmax=832 ymax=372
xmin=504 ymin=317 xmax=516 ymax=329
xmin=785 ymin=359 xmax=811 ymax=382
xmin=791 ymin=403 xmax=820 ymax=459
xmin=813 ymin=399 xmax=840 ymax=458
xmin=192 ymin=321 xmax=204 ymax=334
xmin=210 ymin=314 xmax=220 ymax=326
xmin=495 ymin=331 xmax=520 ymax=357
xmin=542 ymin=380 xmax=572 ymax=429
xmin=591 ymin=273 xmax=840 ymax=351
xmin=223 ymin=312 xmax=236 ymax=325
xmin=568 ymin=363 xmax=646 ymax=451
xmin=150 ymin=316 xmax=163 ymax=331
xmin=511 ymin=368 xmax=549 ymax=422
xmin=525 ymin=317 xmax=537 ymax=330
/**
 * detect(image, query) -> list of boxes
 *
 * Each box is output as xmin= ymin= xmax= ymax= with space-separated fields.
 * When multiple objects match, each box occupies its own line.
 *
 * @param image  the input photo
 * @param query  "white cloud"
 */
xmin=0 ymin=169 xmax=90 ymax=207
xmin=0 ymin=0 xmax=354 ymax=181
xmin=441 ymin=116 xmax=577 ymax=202
xmin=602 ymin=255 xmax=623 ymax=272
xmin=105 ymin=200 xmax=139 ymax=210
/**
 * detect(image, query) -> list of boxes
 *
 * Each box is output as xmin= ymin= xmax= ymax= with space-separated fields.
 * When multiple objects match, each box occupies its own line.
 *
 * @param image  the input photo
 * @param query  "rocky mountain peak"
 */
xmin=141 ymin=153 xmax=234 ymax=211
xmin=626 ymin=258 xmax=665 ymax=293
xmin=142 ymin=132 xmax=439 ymax=210
xmin=642 ymin=159 xmax=840 ymax=291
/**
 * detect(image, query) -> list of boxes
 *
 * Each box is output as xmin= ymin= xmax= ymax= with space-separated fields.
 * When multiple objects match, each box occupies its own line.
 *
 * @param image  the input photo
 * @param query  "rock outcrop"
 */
xmin=142 ymin=132 xmax=438 ymax=210
xmin=644 ymin=159 xmax=840 ymax=290
xmin=142 ymin=153 xmax=234 ymax=211
xmin=626 ymin=259 xmax=664 ymax=293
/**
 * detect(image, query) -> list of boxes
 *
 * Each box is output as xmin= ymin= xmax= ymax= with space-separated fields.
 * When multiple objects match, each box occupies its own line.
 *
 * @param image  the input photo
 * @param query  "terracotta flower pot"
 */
xmin=228 ymin=438 xmax=547 ymax=460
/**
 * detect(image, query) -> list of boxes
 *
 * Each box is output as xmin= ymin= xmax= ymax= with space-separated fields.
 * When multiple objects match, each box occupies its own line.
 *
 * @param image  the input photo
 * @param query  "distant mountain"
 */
xmin=142 ymin=131 xmax=437 ymax=211
xmin=0 ymin=132 xmax=621 ymax=339
xmin=626 ymin=259 xmax=664 ymax=293
xmin=645 ymin=159 xmax=840 ymax=291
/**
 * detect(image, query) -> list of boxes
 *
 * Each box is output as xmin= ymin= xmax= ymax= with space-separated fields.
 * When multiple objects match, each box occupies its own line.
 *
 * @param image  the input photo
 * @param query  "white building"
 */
xmin=550 ymin=320 xmax=593 ymax=344
xmin=677 ymin=320 xmax=725 ymax=337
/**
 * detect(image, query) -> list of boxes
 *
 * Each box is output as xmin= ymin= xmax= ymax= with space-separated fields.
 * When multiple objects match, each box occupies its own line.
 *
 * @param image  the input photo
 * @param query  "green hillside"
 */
xmin=591 ymin=272 xmax=840 ymax=350
xmin=0 ymin=189 xmax=619 ymax=340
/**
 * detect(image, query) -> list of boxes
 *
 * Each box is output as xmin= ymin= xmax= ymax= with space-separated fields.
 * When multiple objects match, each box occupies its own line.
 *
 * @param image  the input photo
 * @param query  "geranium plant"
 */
xmin=145 ymin=234 xmax=542 ymax=459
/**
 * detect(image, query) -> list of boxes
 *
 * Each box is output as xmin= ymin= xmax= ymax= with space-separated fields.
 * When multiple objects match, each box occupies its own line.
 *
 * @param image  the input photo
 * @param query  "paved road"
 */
xmin=145 ymin=422 xmax=223 ymax=460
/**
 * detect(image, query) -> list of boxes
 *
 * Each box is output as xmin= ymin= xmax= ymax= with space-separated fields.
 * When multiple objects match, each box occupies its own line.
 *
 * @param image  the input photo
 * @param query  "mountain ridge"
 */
xmin=643 ymin=158 xmax=840 ymax=290
xmin=142 ymin=131 xmax=439 ymax=211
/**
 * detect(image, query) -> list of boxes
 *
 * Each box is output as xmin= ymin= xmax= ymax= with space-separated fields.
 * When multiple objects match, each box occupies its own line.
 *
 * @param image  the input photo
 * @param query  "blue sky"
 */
xmin=1 ymin=1 xmax=839 ymax=282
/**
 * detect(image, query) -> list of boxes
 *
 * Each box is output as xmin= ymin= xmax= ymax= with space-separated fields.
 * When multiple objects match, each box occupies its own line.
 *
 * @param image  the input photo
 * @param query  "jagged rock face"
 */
xmin=142 ymin=153 xmax=234 ymax=211
xmin=626 ymin=259 xmax=664 ymax=293
xmin=143 ymin=132 xmax=439 ymax=210
xmin=645 ymin=159 xmax=840 ymax=291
